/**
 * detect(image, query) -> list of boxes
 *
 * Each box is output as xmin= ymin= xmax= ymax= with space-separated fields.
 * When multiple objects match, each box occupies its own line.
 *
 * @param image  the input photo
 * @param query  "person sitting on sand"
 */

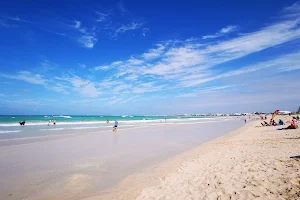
xmin=269 ymin=119 xmax=276 ymax=126
xmin=271 ymin=119 xmax=277 ymax=126
xmin=261 ymin=121 xmax=270 ymax=126
xmin=284 ymin=117 xmax=298 ymax=129
xmin=278 ymin=119 xmax=284 ymax=126
xmin=113 ymin=120 xmax=118 ymax=132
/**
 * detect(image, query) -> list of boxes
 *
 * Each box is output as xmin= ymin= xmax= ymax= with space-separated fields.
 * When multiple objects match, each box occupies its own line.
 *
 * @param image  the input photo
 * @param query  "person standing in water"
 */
xmin=113 ymin=120 xmax=118 ymax=132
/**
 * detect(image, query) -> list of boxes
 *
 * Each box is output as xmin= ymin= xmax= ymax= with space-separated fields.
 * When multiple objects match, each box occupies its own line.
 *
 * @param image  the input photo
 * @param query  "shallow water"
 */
xmin=0 ymin=118 xmax=243 ymax=200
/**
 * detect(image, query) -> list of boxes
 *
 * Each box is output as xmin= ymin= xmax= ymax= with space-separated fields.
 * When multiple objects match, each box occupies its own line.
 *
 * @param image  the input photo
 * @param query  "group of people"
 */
xmin=261 ymin=116 xmax=298 ymax=129
xmin=260 ymin=115 xmax=268 ymax=120
xmin=47 ymin=119 xmax=56 ymax=126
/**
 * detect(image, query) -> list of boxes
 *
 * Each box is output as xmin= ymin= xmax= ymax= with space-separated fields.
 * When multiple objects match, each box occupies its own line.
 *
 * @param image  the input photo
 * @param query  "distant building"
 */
xmin=233 ymin=113 xmax=242 ymax=116
xmin=278 ymin=111 xmax=291 ymax=114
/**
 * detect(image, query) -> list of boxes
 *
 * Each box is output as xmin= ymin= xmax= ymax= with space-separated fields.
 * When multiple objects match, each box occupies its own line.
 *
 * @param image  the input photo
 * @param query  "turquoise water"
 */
xmin=0 ymin=115 xmax=219 ymax=144
xmin=0 ymin=115 xmax=210 ymax=126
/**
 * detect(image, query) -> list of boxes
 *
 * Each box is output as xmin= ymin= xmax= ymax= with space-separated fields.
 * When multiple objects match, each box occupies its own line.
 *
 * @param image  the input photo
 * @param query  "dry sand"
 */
xmin=84 ymin=116 xmax=300 ymax=200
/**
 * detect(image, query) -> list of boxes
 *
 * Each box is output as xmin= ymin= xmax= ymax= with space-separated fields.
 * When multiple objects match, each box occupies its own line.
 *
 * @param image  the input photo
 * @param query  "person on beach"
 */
xmin=106 ymin=120 xmax=109 ymax=123
xmin=278 ymin=119 xmax=284 ymax=125
xmin=244 ymin=119 xmax=247 ymax=124
xmin=261 ymin=121 xmax=270 ymax=126
xmin=53 ymin=120 xmax=56 ymax=125
xmin=270 ymin=119 xmax=277 ymax=126
xmin=284 ymin=117 xmax=298 ymax=129
xmin=113 ymin=120 xmax=118 ymax=132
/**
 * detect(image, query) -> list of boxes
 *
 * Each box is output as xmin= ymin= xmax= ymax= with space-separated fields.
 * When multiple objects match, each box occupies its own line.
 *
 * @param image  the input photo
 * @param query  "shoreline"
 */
xmin=0 ymin=118 xmax=243 ymax=200
xmin=82 ymin=117 xmax=300 ymax=200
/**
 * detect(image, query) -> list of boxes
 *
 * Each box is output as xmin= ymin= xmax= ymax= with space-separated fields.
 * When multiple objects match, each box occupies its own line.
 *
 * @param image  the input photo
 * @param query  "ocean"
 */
xmin=0 ymin=115 xmax=209 ymax=126
xmin=0 ymin=115 xmax=223 ymax=144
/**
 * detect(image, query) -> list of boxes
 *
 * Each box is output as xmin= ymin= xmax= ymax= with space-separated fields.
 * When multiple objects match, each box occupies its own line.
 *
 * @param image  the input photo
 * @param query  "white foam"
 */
xmin=53 ymin=115 xmax=72 ymax=119
xmin=71 ymin=127 xmax=100 ymax=130
xmin=40 ymin=128 xmax=65 ymax=131
xmin=0 ymin=130 xmax=21 ymax=134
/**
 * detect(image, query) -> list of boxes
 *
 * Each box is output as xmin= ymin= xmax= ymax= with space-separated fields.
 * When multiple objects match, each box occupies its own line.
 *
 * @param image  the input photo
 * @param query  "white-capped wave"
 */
xmin=53 ymin=115 xmax=72 ymax=119
xmin=0 ymin=117 xmax=223 ymax=127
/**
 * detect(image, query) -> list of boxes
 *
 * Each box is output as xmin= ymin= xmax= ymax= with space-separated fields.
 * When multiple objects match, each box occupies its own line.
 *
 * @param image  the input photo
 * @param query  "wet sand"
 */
xmin=0 ymin=118 xmax=242 ymax=200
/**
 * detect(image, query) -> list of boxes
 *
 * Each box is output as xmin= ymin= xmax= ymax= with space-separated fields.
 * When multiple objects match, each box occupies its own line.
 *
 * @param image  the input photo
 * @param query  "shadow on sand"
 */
xmin=290 ymin=155 xmax=300 ymax=159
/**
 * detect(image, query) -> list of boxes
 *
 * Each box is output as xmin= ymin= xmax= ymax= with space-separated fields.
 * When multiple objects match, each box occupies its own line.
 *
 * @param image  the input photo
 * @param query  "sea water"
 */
xmin=0 ymin=115 xmax=219 ymax=143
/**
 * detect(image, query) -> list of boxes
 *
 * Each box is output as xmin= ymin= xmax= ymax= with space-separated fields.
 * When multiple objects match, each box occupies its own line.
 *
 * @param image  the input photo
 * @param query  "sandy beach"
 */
xmin=1 ymin=115 xmax=299 ymax=200
xmin=83 ymin=115 xmax=300 ymax=200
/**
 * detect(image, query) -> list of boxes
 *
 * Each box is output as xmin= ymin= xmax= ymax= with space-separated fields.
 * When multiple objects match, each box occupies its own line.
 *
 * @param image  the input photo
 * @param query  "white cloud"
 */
xmin=202 ymin=25 xmax=238 ymax=39
xmin=47 ymin=83 xmax=70 ymax=94
xmin=175 ymin=93 xmax=197 ymax=98
xmin=220 ymin=25 xmax=238 ymax=33
xmin=142 ymin=28 xmax=149 ymax=36
xmin=71 ymin=20 xmax=98 ymax=48
xmin=94 ymin=11 xmax=109 ymax=22
xmin=94 ymin=65 xmax=110 ymax=71
xmin=0 ymin=71 xmax=47 ymax=85
xmin=112 ymin=22 xmax=143 ymax=37
xmin=127 ymin=57 xmax=144 ymax=65
xmin=180 ymin=51 xmax=300 ymax=87
xmin=40 ymin=60 xmax=57 ymax=72
xmin=6 ymin=16 xmax=31 ymax=23
xmin=108 ymin=95 xmax=139 ymax=105
xmin=117 ymin=1 xmax=128 ymax=14
xmin=175 ymin=85 xmax=235 ymax=98
xmin=282 ymin=1 xmax=300 ymax=18
xmin=124 ymin=74 xmax=138 ymax=80
xmin=97 ymin=12 xmax=300 ymax=92
xmin=78 ymin=63 xmax=86 ymax=69
xmin=73 ymin=20 xmax=81 ymax=29
xmin=56 ymin=76 xmax=101 ymax=97
xmin=96 ymin=16 xmax=106 ymax=22
xmin=77 ymin=82 xmax=101 ymax=97
xmin=142 ymin=43 xmax=168 ymax=59
xmin=78 ymin=34 xmax=98 ymax=48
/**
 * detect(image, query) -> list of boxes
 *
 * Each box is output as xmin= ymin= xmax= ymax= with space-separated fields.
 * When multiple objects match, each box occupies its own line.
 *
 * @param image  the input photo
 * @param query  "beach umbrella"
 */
xmin=271 ymin=110 xmax=279 ymax=119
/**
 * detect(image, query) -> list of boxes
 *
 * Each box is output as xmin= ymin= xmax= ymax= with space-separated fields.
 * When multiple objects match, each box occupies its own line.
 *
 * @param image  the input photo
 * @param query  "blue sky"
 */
xmin=0 ymin=0 xmax=300 ymax=115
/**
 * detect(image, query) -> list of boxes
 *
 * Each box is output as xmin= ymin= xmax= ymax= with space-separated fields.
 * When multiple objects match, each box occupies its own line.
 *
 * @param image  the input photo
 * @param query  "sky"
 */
xmin=0 ymin=0 xmax=300 ymax=115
